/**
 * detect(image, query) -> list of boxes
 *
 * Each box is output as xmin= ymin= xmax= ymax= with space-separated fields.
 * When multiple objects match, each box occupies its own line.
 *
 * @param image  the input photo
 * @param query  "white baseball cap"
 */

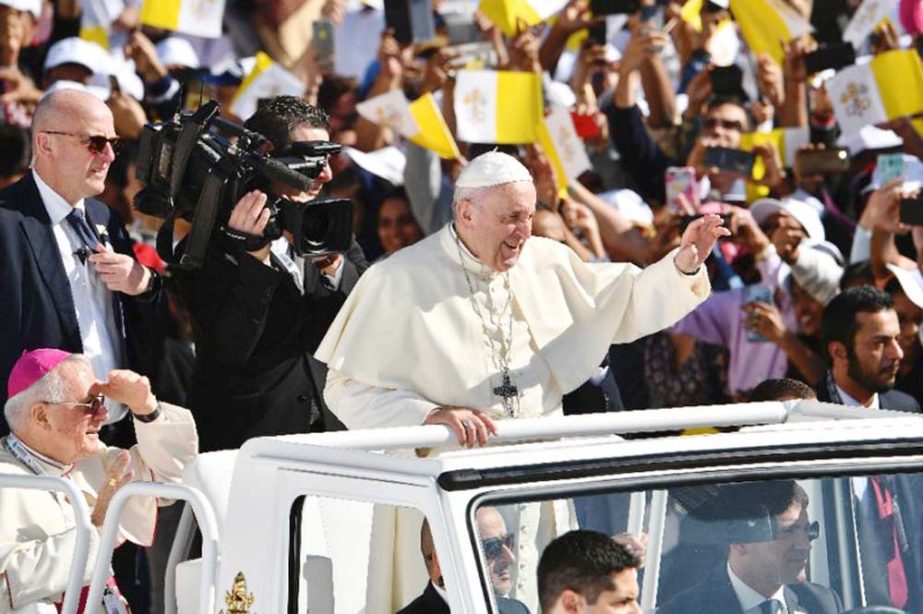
xmin=44 ymin=38 xmax=111 ymax=74
xmin=887 ymin=263 xmax=923 ymax=309
xmin=750 ymin=196 xmax=826 ymax=241
xmin=0 ymin=0 xmax=40 ymax=18
xmin=156 ymin=37 xmax=200 ymax=69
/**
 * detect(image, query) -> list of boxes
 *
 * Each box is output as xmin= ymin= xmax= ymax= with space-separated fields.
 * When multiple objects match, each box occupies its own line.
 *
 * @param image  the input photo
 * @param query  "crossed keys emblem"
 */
xmin=219 ymin=571 xmax=254 ymax=613
xmin=462 ymin=88 xmax=487 ymax=123
xmin=374 ymin=106 xmax=405 ymax=132
xmin=556 ymin=125 xmax=575 ymax=159
xmin=838 ymin=81 xmax=872 ymax=118
xmin=188 ymin=0 xmax=220 ymax=18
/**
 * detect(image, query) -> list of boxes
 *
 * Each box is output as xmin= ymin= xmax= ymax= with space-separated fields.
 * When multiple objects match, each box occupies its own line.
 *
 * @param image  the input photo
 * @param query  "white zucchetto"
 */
xmin=455 ymin=151 xmax=533 ymax=189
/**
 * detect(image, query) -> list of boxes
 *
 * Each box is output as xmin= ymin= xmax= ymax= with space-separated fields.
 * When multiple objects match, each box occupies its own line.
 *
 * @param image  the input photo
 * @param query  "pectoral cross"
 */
xmin=493 ymin=372 xmax=519 ymax=416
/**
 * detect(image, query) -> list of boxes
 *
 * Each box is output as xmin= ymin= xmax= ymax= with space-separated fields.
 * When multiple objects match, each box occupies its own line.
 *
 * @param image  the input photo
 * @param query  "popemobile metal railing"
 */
xmin=0 ymin=475 xmax=218 ymax=614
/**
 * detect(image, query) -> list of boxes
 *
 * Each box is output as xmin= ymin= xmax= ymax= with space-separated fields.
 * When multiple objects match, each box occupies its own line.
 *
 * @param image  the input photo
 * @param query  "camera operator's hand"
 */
xmin=228 ymin=190 xmax=272 ymax=264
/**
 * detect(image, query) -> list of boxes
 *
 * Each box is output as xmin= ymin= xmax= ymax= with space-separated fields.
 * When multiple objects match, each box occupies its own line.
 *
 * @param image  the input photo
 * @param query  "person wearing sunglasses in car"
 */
xmin=0 ymin=348 xmax=198 ymax=613
xmin=399 ymin=508 xmax=529 ymax=613
xmin=0 ymin=89 xmax=164 ymax=439
xmin=659 ymin=480 xmax=843 ymax=614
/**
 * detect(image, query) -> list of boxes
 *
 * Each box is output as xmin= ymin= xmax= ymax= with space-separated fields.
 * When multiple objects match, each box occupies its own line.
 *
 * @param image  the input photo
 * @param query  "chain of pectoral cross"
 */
xmin=455 ymin=232 xmax=520 ymax=416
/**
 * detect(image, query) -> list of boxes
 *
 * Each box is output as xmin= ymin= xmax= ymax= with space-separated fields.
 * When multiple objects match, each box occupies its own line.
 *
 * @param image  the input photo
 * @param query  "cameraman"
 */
xmin=175 ymin=96 xmax=368 ymax=452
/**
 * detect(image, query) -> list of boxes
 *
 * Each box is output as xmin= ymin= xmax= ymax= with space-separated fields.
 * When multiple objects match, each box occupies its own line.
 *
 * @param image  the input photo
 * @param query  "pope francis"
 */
xmin=315 ymin=151 xmax=727 ymax=611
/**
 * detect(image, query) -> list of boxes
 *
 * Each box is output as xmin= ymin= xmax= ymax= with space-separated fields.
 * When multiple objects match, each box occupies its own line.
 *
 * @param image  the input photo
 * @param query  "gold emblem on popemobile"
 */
xmin=219 ymin=571 xmax=254 ymax=613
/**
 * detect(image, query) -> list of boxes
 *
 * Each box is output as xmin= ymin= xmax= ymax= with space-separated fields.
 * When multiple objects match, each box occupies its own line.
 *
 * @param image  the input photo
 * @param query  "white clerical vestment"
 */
xmin=315 ymin=224 xmax=710 ymax=612
xmin=317 ymin=223 xmax=710 ymax=425
xmin=0 ymin=404 xmax=198 ymax=613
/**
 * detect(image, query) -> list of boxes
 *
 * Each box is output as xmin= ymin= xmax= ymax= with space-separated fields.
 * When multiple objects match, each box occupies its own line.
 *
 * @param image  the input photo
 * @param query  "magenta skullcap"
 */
xmin=7 ymin=349 xmax=72 ymax=399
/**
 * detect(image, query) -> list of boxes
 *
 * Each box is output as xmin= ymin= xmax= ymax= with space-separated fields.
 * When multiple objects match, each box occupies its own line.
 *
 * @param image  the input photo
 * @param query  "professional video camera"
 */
xmin=134 ymin=101 xmax=353 ymax=270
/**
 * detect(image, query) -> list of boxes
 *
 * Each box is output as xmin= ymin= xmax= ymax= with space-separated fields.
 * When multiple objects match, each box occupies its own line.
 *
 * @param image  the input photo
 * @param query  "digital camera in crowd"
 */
xmin=134 ymin=101 xmax=353 ymax=270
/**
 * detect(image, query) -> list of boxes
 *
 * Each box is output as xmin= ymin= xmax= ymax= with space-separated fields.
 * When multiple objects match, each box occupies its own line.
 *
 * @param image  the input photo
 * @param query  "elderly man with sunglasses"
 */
xmin=0 ymin=89 xmax=163 ymax=438
xmin=0 ymin=348 xmax=198 ymax=613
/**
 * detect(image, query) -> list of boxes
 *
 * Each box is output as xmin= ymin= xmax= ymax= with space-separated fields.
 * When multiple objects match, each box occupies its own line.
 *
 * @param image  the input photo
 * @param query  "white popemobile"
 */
xmin=6 ymin=400 xmax=923 ymax=613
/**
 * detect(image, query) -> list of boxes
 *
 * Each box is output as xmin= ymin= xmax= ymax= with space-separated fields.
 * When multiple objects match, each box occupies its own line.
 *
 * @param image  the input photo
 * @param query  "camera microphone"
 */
xmin=259 ymin=157 xmax=314 ymax=192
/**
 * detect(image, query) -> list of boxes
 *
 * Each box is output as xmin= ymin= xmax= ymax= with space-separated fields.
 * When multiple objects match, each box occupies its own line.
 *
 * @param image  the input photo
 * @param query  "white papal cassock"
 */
xmin=315 ymin=223 xmax=711 ymax=611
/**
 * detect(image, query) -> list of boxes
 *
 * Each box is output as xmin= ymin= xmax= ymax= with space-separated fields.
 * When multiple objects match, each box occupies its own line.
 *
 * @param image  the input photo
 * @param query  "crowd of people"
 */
xmin=1 ymin=0 xmax=923 ymax=610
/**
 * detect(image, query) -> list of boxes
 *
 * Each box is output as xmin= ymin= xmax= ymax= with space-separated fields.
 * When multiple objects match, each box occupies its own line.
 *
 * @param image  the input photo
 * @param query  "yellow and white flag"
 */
xmin=454 ymin=70 xmax=543 ymax=144
xmin=843 ymin=0 xmax=896 ymax=48
xmin=538 ymin=104 xmax=591 ymax=192
xmin=478 ymin=0 xmax=567 ymax=36
xmin=740 ymin=127 xmax=810 ymax=168
xmin=140 ymin=0 xmax=226 ymax=38
xmin=230 ymin=52 xmax=306 ymax=121
xmin=729 ymin=0 xmax=813 ymax=64
xmin=357 ymin=90 xmax=460 ymax=159
xmin=827 ymin=49 xmax=923 ymax=136
xmin=79 ymin=0 xmax=123 ymax=49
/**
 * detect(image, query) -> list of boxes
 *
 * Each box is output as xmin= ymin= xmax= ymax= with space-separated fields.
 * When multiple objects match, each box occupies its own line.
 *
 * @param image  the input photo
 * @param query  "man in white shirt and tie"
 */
xmin=659 ymin=480 xmax=843 ymax=614
xmin=0 ymin=89 xmax=163 ymax=437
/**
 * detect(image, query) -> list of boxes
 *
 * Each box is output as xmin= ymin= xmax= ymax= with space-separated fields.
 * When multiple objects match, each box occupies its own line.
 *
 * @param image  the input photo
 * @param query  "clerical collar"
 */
xmin=5 ymin=432 xmax=73 ymax=477
xmin=447 ymin=223 xmax=498 ymax=279
xmin=727 ymin=563 xmax=788 ymax=614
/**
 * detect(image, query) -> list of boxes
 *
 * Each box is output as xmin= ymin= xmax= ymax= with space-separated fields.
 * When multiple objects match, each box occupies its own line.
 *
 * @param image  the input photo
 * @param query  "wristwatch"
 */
xmin=132 ymin=402 xmax=162 ymax=423
xmin=145 ymin=267 xmax=160 ymax=294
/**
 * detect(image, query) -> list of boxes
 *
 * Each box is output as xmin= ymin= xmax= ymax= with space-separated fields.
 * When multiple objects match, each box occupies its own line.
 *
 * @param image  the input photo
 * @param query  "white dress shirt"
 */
xmin=728 ymin=563 xmax=789 ymax=614
xmin=835 ymin=384 xmax=880 ymax=409
xmin=33 ymin=170 xmax=126 ymax=421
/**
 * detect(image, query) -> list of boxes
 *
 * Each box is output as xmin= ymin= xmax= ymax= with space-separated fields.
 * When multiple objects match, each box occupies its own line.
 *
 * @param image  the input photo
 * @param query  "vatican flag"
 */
xmin=538 ymin=104 xmax=591 ymax=193
xmin=229 ymin=52 xmax=306 ymax=121
xmin=356 ymin=90 xmax=460 ymax=159
xmin=478 ymin=0 xmax=567 ymax=36
xmin=827 ymin=49 xmax=923 ymax=136
xmin=843 ymin=0 xmax=895 ymax=47
xmin=140 ymin=0 xmax=226 ymax=38
xmin=79 ymin=0 xmax=122 ymax=49
xmin=729 ymin=0 xmax=813 ymax=64
xmin=454 ymin=70 xmax=543 ymax=144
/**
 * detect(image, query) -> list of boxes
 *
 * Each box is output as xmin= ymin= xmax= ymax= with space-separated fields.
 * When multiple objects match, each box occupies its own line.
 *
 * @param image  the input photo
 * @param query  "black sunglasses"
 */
xmin=481 ymin=534 xmax=516 ymax=559
xmin=777 ymin=520 xmax=821 ymax=542
xmin=43 ymin=131 xmax=123 ymax=155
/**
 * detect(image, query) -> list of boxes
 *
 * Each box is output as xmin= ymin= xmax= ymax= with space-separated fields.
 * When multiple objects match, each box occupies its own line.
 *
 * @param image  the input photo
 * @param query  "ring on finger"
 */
xmin=108 ymin=477 xmax=119 ymax=488
xmin=462 ymin=417 xmax=473 ymax=430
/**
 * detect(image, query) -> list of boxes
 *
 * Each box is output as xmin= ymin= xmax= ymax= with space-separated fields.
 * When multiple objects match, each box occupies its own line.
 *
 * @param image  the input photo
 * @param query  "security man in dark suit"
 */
xmin=815 ymin=286 xmax=920 ymax=412
xmin=0 ymin=89 xmax=163 ymax=436
xmin=659 ymin=480 xmax=843 ymax=614
xmin=172 ymin=96 xmax=368 ymax=451
xmin=399 ymin=518 xmax=530 ymax=614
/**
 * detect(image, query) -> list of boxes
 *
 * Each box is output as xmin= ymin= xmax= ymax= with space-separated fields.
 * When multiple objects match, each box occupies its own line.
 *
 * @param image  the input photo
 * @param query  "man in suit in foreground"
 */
xmin=0 ymin=89 xmax=163 ymax=436
xmin=815 ymin=286 xmax=920 ymax=412
xmin=659 ymin=480 xmax=842 ymax=614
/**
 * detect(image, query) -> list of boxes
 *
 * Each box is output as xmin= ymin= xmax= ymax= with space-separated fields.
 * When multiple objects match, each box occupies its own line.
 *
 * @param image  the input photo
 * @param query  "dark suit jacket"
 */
xmin=815 ymin=380 xmax=921 ymax=413
xmin=396 ymin=584 xmax=530 ymax=614
xmin=397 ymin=583 xmax=449 ymax=614
xmin=658 ymin=564 xmax=842 ymax=614
xmin=174 ymin=235 xmax=368 ymax=451
xmin=0 ymin=173 xmax=163 ymax=432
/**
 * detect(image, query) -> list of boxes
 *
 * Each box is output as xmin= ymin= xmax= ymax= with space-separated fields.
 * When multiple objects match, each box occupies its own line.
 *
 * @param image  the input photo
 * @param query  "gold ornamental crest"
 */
xmin=219 ymin=571 xmax=254 ymax=613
